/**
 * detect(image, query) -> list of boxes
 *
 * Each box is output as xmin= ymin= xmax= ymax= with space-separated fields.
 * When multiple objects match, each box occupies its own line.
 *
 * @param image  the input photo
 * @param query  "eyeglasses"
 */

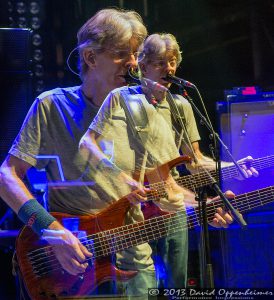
xmin=103 ymin=48 xmax=145 ymax=62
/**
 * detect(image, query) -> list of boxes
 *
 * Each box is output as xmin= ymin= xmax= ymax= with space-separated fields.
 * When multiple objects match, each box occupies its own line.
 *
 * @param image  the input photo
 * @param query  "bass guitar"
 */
xmin=16 ymin=156 xmax=274 ymax=299
xmin=173 ymin=154 xmax=274 ymax=191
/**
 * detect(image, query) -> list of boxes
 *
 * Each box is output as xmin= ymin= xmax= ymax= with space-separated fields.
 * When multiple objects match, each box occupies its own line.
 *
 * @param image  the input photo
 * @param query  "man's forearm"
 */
xmin=0 ymin=163 xmax=34 ymax=213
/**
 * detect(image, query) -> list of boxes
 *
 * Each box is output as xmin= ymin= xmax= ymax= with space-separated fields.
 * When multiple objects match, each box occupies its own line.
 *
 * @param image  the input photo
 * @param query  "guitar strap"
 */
xmin=119 ymin=87 xmax=150 ymax=183
xmin=119 ymin=86 xmax=199 ymax=184
xmin=165 ymin=92 xmax=195 ymax=153
xmin=120 ymin=86 xmax=192 ymax=152
xmin=167 ymin=92 xmax=187 ymax=129
xmin=119 ymin=87 xmax=150 ymax=142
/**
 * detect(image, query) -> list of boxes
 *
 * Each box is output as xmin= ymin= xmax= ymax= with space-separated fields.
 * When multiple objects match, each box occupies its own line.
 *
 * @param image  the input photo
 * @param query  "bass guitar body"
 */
xmin=15 ymin=155 xmax=191 ymax=299
xmin=16 ymin=197 xmax=136 ymax=300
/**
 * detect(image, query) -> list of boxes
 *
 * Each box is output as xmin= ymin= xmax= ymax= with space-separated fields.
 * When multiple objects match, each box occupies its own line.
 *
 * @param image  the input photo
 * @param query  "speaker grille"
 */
xmin=0 ymin=28 xmax=32 ymax=72
xmin=0 ymin=28 xmax=33 ymax=162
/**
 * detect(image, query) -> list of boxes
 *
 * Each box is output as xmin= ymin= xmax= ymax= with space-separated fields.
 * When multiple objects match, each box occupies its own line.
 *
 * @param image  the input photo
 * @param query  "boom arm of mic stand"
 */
xmin=183 ymin=91 xmax=248 ymax=180
xmin=182 ymin=88 xmax=247 ymax=228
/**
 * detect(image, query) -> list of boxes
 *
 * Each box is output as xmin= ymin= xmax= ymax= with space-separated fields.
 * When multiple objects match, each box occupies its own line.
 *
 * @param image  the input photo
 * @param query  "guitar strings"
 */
xmin=215 ymin=155 xmax=274 ymax=181
xmin=25 ymin=209 xmax=190 ymax=279
xmin=23 ymin=187 xmax=273 ymax=279
xmin=22 ymin=154 xmax=274 ymax=280
xmin=25 ymin=194 xmax=271 ymax=282
xmin=174 ymin=153 xmax=274 ymax=189
xmin=176 ymin=154 xmax=274 ymax=189
xmin=23 ymin=210 xmax=196 ymax=275
xmin=143 ymin=155 xmax=274 ymax=195
xmin=26 ymin=188 xmax=272 ymax=275
xmin=26 ymin=187 xmax=272 ymax=266
xmin=25 ymin=186 xmax=272 ymax=266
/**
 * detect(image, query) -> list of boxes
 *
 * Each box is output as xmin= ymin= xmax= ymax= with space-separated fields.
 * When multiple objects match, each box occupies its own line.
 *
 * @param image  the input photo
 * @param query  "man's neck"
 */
xmin=142 ymin=85 xmax=167 ymax=104
xmin=81 ymin=81 xmax=107 ymax=107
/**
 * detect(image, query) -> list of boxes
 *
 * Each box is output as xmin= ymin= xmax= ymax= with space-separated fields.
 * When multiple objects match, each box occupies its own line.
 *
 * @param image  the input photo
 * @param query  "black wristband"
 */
xmin=18 ymin=199 xmax=56 ymax=236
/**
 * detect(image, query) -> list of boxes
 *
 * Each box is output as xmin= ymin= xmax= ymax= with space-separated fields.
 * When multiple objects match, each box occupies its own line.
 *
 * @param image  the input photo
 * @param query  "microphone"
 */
xmin=123 ymin=72 xmax=140 ymax=85
xmin=141 ymin=77 xmax=168 ymax=92
xmin=162 ymin=74 xmax=195 ymax=88
xmin=123 ymin=69 xmax=168 ymax=92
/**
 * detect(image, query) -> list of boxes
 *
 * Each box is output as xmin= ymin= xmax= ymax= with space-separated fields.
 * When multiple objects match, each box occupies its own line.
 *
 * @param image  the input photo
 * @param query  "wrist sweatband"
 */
xmin=18 ymin=199 xmax=56 ymax=236
xmin=97 ymin=158 xmax=122 ymax=176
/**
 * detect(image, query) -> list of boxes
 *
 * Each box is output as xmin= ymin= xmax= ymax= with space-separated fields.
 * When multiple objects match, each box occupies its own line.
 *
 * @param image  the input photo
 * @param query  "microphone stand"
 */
xmin=126 ymin=72 xmax=247 ymax=286
xmin=196 ymin=186 xmax=214 ymax=288
xmin=177 ymin=85 xmax=247 ymax=289
xmin=181 ymin=87 xmax=247 ymax=228
xmin=166 ymin=87 xmax=216 ymax=288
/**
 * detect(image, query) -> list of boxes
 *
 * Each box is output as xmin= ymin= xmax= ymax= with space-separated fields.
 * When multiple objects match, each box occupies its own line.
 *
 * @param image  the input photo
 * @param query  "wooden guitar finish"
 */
xmin=16 ymin=156 xmax=191 ymax=299
xmin=15 ymin=155 xmax=274 ymax=299
xmin=16 ymin=196 xmax=137 ymax=299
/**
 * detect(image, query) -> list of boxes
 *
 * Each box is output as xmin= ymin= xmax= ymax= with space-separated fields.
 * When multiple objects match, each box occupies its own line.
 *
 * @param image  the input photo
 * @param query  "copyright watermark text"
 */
xmin=148 ymin=288 xmax=274 ymax=300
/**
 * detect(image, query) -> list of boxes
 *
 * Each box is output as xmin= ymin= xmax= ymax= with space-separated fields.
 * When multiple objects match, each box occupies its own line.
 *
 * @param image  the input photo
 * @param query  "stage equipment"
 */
xmin=0 ymin=28 xmax=33 ymax=163
xmin=215 ymin=86 xmax=274 ymax=287
xmin=216 ymin=86 xmax=274 ymax=193
xmin=166 ymin=78 xmax=248 ymax=289
xmin=3 ymin=0 xmax=45 ymax=93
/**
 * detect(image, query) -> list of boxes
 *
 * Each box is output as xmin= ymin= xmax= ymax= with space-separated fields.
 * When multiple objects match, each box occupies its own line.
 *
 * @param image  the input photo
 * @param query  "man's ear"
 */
xmin=83 ymin=49 xmax=96 ymax=68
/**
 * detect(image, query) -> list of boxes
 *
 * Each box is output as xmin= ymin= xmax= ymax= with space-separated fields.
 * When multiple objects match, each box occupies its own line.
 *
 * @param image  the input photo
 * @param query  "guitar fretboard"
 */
xmin=90 ymin=185 xmax=274 ymax=258
xmin=175 ymin=155 xmax=274 ymax=191
xmin=27 ymin=185 xmax=274 ymax=279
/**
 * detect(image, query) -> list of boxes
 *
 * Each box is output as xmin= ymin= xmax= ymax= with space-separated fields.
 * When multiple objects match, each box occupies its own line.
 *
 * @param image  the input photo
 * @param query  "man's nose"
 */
xmin=166 ymin=62 xmax=174 ymax=73
xmin=125 ymin=53 xmax=138 ymax=69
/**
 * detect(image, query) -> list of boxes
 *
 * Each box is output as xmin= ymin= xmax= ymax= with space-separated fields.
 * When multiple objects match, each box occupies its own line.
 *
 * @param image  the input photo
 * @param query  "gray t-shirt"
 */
xmin=158 ymin=93 xmax=201 ymax=147
xmin=9 ymin=86 xmax=100 ymax=214
xmin=125 ymin=86 xmax=200 ymax=151
xmin=89 ymin=86 xmax=181 ymax=187
xmin=88 ymin=86 xmax=183 ymax=270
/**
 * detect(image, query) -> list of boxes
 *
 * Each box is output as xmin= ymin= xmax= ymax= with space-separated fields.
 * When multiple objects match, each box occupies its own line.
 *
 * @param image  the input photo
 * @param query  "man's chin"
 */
xmin=159 ymin=81 xmax=170 ymax=88
xmin=107 ymin=82 xmax=125 ymax=92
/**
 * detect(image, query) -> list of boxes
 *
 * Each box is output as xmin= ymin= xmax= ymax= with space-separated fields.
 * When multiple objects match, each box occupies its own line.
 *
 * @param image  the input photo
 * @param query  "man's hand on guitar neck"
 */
xmin=120 ymin=166 xmax=237 ymax=229
xmin=195 ymin=155 xmax=258 ymax=178
xmin=233 ymin=156 xmax=259 ymax=180
xmin=209 ymin=190 xmax=236 ymax=228
xmin=187 ymin=142 xmax=259 ymax=179
xmin=41 ymin=221 xmax=92 ymax=275
xmin=182 ymin=187 xmax=236 ymax=228
xmin=118 ymin=171 xmax=151 ymax=205
xmin=121 ymin=172 xmax=186 ymax=212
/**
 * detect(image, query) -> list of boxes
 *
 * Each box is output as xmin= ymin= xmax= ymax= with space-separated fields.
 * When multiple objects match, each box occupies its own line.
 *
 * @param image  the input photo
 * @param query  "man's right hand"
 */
xmin=41 ymin=221 xmax=92 ymax=275
xmin=117 ymin=171 xmax=150 ymax=205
